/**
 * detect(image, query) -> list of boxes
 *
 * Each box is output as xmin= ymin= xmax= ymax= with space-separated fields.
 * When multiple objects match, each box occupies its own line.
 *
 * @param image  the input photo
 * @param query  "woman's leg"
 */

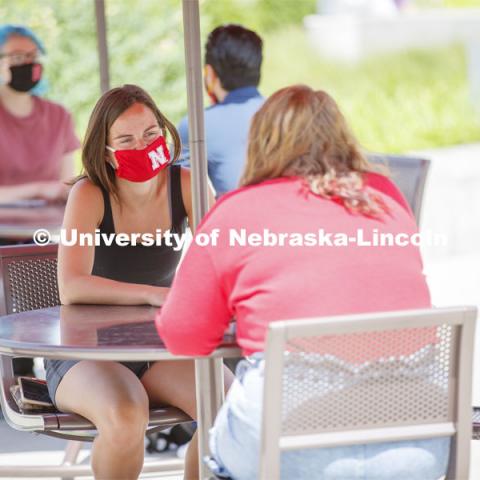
xmin=55 ymin=361 xmax=150 ymax=480
xmin=209 ymin=361 xmax=264 ymax=480
xmin=141 ymin=360 xmax=234 ymax=480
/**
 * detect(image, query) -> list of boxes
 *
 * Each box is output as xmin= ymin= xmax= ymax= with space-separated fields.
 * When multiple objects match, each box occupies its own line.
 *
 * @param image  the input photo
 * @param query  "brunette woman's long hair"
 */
xmin=77 ymin=84 xmax=181 ymax=198
xmin=241 ymin=85 xmax=388 ymax=217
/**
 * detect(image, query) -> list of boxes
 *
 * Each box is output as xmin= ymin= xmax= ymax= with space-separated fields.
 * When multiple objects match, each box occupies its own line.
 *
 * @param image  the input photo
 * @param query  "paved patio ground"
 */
xmin=413 ymin=143 xmax=480 ymax=407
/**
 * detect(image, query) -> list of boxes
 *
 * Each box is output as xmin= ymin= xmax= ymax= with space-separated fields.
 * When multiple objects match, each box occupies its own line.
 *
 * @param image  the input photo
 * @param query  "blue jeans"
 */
xmin=209 ymin=356 xmax=450 ymax=480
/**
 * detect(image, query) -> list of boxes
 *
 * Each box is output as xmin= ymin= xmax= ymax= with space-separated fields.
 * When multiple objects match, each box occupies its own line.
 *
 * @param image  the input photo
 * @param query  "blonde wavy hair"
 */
xmin=241 ymin=85 xmax=388 ymax=217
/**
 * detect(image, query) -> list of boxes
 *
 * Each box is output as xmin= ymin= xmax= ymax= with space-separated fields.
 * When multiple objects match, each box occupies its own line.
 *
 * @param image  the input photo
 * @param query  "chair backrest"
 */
xmin=368 ymin=154 xmax=430 ymax=223
xmin=259 ymin=307 xmax=477 ymax=480
xmin=0 ymin=244 xmax=60 ymax=316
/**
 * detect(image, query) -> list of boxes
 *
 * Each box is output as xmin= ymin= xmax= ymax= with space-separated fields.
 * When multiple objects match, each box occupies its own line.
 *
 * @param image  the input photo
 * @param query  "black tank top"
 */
xmin=91 ymin=165 xmax=187 ymax=287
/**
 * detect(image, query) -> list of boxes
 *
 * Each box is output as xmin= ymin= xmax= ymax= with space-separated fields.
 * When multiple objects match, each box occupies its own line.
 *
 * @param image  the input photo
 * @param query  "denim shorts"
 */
xmin=209 ymin=354 xmax=451 ymax=480
xmin=45 ymin=359 xmax=151 ymax=408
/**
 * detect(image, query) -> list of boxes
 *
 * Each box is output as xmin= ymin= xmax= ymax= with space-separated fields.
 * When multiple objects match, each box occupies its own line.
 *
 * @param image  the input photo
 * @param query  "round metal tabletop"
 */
xmin=0 ymin=305 xmax=239 ymax=361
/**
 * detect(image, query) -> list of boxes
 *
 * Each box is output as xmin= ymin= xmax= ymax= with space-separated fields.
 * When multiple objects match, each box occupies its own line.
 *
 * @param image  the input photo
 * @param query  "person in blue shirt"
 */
xmin=177 ymin=24 xmax=264 ymax=197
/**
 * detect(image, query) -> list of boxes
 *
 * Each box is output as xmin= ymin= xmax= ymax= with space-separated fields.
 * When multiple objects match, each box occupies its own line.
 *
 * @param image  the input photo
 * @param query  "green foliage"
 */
xmin=262 ymin=27 xmax=480 ymax=152
xmin=404 ymin=0 xmax=479 ymax=6
xmin=106 ymin=0 xmax=185 ymax=124
xmin=201 ymin=0 xmax=316 ymax=33
xmin=1 ymin=0 xmax=479 ymax=162
xmin=421 ymin=0 xmax=480 ymax=6
xmin=443 ymin=0 xmax=480 ymax=6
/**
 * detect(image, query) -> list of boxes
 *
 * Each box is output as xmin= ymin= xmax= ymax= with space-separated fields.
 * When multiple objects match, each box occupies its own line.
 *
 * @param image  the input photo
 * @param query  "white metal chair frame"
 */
xmin=259 ymin=307 xmax=477 ymax=480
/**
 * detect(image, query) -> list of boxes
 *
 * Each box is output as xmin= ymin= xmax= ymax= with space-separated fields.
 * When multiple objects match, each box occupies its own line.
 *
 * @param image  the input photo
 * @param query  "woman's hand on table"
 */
xmin=0 ymin=181 xmax=68 ymax=203
xmin=36 ymin=181 xmax=70 ymax=202
xmin=144 ymin=286 xmax=169 ymax=307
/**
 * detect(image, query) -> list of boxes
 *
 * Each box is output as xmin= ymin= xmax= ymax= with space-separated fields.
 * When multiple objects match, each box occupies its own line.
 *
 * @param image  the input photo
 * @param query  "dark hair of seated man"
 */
xmin=205 ymin=24 xmax=263 ymax=92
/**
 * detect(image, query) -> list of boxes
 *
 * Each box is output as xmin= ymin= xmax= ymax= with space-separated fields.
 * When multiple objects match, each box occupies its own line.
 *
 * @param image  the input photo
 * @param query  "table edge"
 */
xmin=0 ymin=344 xmax=241 ymax=361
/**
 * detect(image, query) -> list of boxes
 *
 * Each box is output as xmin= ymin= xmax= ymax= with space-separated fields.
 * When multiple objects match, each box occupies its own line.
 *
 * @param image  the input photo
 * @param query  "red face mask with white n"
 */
xmin=106 ymin=135 xmax=171 ymax=183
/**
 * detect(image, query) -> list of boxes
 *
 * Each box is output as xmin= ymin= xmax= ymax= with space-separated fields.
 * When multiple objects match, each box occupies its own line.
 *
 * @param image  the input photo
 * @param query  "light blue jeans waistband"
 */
xmin=209 ymin=352 xmax=451 ymax=480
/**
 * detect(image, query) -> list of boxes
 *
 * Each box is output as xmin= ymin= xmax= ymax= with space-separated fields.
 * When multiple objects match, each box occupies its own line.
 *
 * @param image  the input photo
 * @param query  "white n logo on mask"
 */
xmin=148 ymin=147 xmax=168 ymax=170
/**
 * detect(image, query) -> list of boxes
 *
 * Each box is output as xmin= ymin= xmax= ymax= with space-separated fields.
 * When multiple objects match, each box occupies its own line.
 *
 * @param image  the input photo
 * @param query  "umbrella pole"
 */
xmin=182 ymin=1 xmax=225 ymax=478
xmin=94 ymin=0 xmax=110 ymax=94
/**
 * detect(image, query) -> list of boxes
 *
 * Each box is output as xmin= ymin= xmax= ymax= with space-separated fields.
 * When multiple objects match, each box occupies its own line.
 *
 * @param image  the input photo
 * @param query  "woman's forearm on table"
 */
xmin=0 ymin=183 xmax=40 ymax=202
xmin=59 ymin=274 xmax=168 ymax=306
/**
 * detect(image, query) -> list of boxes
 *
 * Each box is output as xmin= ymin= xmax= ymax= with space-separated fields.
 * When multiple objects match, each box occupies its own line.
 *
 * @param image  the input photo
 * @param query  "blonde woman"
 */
xmin=156 ymin=85 xmax=448 ymax=479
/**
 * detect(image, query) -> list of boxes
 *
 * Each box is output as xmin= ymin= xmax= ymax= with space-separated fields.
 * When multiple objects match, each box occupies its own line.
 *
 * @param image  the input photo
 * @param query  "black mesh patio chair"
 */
xmin=368 ymin=153 xmax=430 ymax=224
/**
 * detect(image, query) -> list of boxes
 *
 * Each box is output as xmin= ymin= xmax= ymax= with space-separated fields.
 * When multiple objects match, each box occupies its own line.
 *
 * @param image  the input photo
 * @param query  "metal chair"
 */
xmin=259 ymin=306 xmax=477 ymax=480
xmin=0 ymin=243 xmax=190 ymax=478
xmin=368 ymin=153 xmax=430 ymax=224
xmin=473 ymin=407 xmax=480 ymax=440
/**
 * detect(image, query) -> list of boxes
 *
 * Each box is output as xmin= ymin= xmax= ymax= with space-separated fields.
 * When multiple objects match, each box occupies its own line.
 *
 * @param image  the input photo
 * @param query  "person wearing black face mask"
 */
xmin=0 ymin=25 xmax=80 ymax=378
xmin=0 ymin=24 xmax=80 ymax=205
xmin=8 ymin=61 xmax=43 ymax=92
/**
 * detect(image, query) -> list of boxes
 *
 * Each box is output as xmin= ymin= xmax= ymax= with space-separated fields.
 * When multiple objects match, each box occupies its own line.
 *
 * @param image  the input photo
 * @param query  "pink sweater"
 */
xmin=155 ymin=175 xmax=431 ymax=357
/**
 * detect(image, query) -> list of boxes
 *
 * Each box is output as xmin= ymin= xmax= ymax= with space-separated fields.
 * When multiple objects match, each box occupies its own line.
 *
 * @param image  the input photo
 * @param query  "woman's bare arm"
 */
xmin=58 ymin=179 xmax=167 ymax=306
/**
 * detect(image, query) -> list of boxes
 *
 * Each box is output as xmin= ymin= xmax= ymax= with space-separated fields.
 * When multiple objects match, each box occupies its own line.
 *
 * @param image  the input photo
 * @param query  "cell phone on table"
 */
xmin=18 ymin=377 xmax=54 ymax=407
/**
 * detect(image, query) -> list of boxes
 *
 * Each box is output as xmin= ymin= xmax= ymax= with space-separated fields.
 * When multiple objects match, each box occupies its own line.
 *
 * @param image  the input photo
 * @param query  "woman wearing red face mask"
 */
xmin=0 ymin=25 xmax=80 ymax=203
xmin=45 ymin=84 xmax=233 ymax=480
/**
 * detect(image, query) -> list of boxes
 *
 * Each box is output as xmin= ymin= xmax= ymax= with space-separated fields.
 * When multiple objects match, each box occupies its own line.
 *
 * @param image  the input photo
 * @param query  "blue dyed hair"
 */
xmin=0 ymin=24 xmax=48 ymax=95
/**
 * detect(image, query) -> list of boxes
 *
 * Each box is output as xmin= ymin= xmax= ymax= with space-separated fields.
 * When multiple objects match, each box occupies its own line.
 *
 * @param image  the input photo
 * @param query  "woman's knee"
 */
xmin=96 ymin=394 xmax=150 ymax=446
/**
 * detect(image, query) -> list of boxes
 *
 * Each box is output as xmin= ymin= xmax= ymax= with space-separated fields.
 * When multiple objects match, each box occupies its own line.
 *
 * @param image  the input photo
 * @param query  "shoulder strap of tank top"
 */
xmin=98 ymin=185 xmax=115 ymax=234
xmin=169 ymin=165 xmax=188 ymax=233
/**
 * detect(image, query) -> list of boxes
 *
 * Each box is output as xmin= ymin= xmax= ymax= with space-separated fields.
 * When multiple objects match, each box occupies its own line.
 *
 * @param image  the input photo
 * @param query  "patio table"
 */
xmin=0 ymin=203 xmax=64 ymax=241
xmin=0 ymin=304 xmax=240 ymax=478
